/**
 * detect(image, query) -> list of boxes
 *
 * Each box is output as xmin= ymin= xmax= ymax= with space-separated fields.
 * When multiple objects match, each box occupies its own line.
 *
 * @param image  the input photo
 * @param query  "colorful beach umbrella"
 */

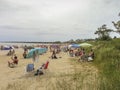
xmin=68 ymin=44 xmax=80 ymax=48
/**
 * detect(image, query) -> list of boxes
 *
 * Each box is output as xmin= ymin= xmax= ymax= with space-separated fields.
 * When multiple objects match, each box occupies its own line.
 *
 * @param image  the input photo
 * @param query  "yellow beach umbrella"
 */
xmin=79 ymin=43 xmax=92 ymax=47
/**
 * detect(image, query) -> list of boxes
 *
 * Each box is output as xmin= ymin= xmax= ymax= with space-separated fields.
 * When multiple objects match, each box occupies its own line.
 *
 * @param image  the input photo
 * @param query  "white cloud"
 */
xmin=0 ymin=0 xmax=120 ymax=41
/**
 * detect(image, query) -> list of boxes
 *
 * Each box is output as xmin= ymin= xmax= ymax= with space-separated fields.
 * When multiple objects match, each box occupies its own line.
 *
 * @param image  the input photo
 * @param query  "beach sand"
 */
xmin=0 ymin=48 xmax=98 ymax=90
xmin=0 ymin=48 xmax=74 ymax=89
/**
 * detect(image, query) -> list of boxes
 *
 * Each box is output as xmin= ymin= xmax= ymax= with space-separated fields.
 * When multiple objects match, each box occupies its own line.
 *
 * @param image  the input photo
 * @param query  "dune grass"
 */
xmin=92 ymin=38 xmax=120 ymax=90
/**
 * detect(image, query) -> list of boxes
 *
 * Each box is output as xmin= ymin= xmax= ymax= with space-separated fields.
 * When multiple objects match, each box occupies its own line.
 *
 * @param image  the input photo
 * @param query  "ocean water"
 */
xmin=0 ymin=43 xmax=50 ymax=47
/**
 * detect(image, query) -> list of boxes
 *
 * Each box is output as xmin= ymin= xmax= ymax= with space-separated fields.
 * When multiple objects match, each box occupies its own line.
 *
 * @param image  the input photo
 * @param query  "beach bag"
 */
xmin=26 ymin=64 xmax=34 ymax=72
xmin=88 ymin=57 xmax=93 ymax=61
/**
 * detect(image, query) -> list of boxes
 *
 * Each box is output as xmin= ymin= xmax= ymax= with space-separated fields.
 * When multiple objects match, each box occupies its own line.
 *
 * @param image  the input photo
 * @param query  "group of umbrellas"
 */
xmin=27 ymin=43 xmax=92 ymax=58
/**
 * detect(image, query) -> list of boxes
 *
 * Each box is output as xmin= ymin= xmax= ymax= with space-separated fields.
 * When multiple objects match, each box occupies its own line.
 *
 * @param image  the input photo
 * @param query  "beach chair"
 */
xmin=43 ymin=61 xmax=49 ymax=74
xmin=44 ymin=61 xmax=49 ymax=69
xmin=34 ymin=61 xmax=49 ymax=76
xmin=26 ymin=64 xmax=34 ymax=72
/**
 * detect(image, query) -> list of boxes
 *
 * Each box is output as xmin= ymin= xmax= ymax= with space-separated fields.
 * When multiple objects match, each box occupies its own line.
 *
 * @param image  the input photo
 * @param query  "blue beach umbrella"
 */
xmin=26 ymin=48 xmax=47 ymax=58
xmin=2 ymin=46 xmax=14 ymax=50
xmin=68 ymin=44 xmax=80 ymax=48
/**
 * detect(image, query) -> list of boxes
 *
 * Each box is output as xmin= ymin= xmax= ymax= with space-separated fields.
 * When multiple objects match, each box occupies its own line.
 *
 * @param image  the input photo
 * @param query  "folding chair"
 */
xmin=26 ymin=64 xmax=34 ymax=72
xmin=44 ymin=61 xmax=49 ymax=69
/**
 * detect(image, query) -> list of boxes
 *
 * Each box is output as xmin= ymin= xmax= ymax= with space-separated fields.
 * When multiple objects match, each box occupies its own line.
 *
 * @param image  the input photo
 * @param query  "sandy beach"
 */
xmin=0 ymin=47 xmax=98 ymax=90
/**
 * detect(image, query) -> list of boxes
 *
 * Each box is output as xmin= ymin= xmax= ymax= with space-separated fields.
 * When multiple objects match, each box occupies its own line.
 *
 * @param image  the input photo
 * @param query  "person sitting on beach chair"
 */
xmin=34 ymin=61 xmax=49 ymax=76
xmin=81 ymin=52 xmax=88 ymax=61
xmin=8 ymin=54 xmax=18 ymax=68
xmin=78 ymin=49 xmax=88 ymax=62
xmin=34 ymin=64 xmax=44 ymax=76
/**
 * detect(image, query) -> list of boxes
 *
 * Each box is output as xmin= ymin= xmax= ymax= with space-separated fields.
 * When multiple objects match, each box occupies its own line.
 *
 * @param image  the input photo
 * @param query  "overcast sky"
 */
xmin=0 ymin=0 xmax=120 ymax=42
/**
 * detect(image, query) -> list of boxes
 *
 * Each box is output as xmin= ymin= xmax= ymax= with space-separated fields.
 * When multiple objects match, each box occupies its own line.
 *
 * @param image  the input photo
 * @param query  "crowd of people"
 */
xmin=6 ymin=44 xmax=94 ymax=70
xmin=68 ymin=48 xmax=94 ymax=62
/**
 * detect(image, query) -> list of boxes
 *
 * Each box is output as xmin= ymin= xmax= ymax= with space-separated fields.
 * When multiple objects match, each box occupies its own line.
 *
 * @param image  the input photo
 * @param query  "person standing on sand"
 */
xmin=51 ymin=49 xmax=57 ymax=59
xmin=32 ymin=50 xmax=39 ymax=62
xmin=23 ymin=50 xmax=28 ymax=58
